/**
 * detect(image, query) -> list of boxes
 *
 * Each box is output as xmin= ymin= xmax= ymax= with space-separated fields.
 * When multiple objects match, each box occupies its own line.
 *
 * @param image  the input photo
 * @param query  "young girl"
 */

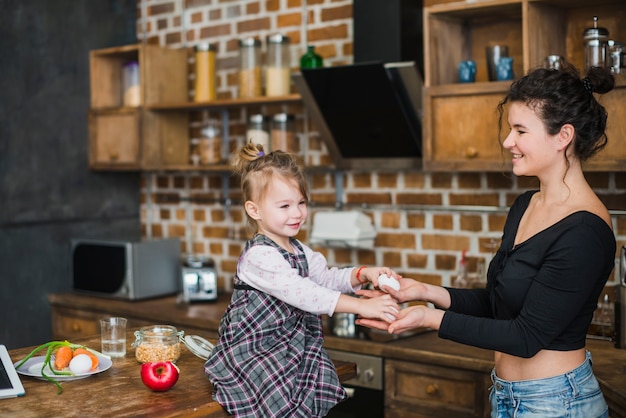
xmin=205 ymin=143 xmax=400 ymax=417
xmin=357 ymin=63 xmax=616 ymax=418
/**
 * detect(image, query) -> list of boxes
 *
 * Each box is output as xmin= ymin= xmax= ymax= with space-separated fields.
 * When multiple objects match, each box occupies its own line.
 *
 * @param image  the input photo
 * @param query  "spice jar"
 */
xmin=133 ymin=325 xmax=183 ymax=363
xmin=238 ymin=37 xmax=262 ymax=98
xmin=271 ymin=113 xmax=297 ymax=153
xmin=198 ymin=120 xmax=222 ymax=165
xmin=247 ymin=114 xmax=270 ymax=151
xmin=266 ymin=34 xmax=291 ymax=96
xmin=583 ymin=16 xmax=609 ymax=71
xmin=194 ymin=43 xmax=217 ymax=102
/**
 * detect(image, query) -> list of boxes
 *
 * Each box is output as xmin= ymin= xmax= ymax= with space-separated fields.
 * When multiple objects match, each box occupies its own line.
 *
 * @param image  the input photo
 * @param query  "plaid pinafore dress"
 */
xmin=205 ymin=234 xmax=347 ymax=417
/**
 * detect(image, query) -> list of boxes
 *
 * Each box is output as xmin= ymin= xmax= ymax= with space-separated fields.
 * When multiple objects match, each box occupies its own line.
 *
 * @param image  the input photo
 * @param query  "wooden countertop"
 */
xmin=4 ymin=328 xmax=356 ymax=418
xmin=49 ymin=292 xmax=626 ymax=417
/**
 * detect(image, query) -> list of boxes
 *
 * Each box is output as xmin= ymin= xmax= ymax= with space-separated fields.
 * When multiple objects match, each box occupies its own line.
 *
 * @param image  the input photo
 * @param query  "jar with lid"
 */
xmin=271 ymin=113 xmax=298 ymax=153
xmin=238 ymin=37 xmax=262 ymax=98
xmin=133 ymin=325 xmax=183 ymax=363
xmin=122 ymin=61 xmax=140 ymax=107
xmin=194 ymin=43 xmax=217 ymax=102
xmin=266 ymin=34 xmax=291 ymax=96
xmin=583 ymin=16 xmax=609 ymax=71
xmin=198 ymin=120 xmax=222 ymax=165
xmin=247 ymin=114 xmax=270 ymax=151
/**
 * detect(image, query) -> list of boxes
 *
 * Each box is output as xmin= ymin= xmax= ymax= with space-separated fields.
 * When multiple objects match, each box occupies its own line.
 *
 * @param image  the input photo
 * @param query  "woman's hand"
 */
xmin=356 ymin=277 xmax=429 ymax=304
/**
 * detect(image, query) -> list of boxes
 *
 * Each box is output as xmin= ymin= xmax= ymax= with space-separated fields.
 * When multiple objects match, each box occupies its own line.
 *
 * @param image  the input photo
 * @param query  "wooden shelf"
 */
xmin=147 ymin=94 xmax=302 ymax=111
xmin=422 ymin=0 xmax=626 ymax=172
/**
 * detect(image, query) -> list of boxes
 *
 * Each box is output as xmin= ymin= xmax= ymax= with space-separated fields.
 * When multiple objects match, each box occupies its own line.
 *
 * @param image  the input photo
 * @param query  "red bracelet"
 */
xmin=355 ymin=265 xmax=367 ymax=284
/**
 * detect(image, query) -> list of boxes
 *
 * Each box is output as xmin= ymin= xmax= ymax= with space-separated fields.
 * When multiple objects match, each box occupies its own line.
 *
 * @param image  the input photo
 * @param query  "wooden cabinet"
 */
xmin=385 ymin=358 xmax=491 ymax=418
xmin=51 ymin=306 xmax=154 ymax=340
xmin=88 ymin=43 xmax=190 ymax=170
xmin=49 ymin=293 xmax=221 ymax=341
xmin=422 ymin=0 xmax=626 ymax=171
xmin=88 ymin=43 xmax=309 ymax=172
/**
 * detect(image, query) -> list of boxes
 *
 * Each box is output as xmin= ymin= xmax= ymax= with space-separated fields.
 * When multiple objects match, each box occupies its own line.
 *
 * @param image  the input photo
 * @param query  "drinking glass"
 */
xmin=100 ymin=317 xmax=127 ymax=358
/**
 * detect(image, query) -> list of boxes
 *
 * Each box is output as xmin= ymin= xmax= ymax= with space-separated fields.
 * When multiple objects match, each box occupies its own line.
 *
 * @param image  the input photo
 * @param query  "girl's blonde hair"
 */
xmin=230 ymin=141 xmax=309 ymax=230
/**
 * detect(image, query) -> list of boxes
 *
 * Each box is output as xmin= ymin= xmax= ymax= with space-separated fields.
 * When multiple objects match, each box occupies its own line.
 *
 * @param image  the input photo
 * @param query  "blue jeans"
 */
xmin=489 ymin=351 xmax=608 ymax=418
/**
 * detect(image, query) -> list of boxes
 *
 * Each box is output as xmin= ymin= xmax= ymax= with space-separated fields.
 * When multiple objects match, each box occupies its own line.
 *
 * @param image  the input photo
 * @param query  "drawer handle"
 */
xmin=71 ymin=323 xmax=82 ymax=332
xmin=426 ymin=384 xmax=439 ymax=396
xmin=465 ymin=147 xmax=479 ymax=159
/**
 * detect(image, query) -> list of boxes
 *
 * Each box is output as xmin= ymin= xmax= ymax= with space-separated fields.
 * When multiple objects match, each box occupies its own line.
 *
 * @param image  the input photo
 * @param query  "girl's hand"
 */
xmin=356 ymin=305 xmax=443 ymax=334
xmin=358 ymin=266 xmax=401 ymax=288
xmin=357 ymin=294 xmax=400 ymax=323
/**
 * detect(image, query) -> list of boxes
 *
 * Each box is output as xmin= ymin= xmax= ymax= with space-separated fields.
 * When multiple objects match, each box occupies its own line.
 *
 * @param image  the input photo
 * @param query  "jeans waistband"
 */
xmin=490 ymin=351 xmax=593 ymax=396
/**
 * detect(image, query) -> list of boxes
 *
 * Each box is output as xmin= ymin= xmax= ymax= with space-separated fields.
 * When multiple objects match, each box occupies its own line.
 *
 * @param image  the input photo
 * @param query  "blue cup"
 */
xmin=496 ymin=57 xmax=514 ymax=81
xmin=458 ymin=60 xmax=476 ymax=83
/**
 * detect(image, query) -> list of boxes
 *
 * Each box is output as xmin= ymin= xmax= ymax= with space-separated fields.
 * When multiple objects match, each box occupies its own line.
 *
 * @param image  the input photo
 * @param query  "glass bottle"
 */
xmin=583 ymin=16 xmax=609 ymax=71
xmin=238 ymin=37 xmax=262 ymax=98
xmin=608 ymin=40 xmax=623 ymax=74
xmin=247 ymin=114 xmax=270 ymax=151
xmin=266 ymin=34 xmax=291 ymax=96
xmin=271 ymin=113 xmax=297 ymax=153
xmin=133 ymin=325 xmax=183 ymax=363
xmin=300 ymin=45 xmax=323 ymax=69
xmin=194 ymin=43 xmax=217 ymax=102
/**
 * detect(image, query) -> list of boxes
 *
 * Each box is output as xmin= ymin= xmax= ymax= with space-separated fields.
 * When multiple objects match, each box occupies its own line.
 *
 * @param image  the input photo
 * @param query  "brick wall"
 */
xmin=137 ymin=0 xmax=626 ymax=291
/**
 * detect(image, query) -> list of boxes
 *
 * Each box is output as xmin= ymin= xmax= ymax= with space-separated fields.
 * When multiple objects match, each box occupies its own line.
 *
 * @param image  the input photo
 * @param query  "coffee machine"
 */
xmin=616 ymin=246 xmax=626 ymax=348
xmin=181 ymin=255 xmax=218 ymax=302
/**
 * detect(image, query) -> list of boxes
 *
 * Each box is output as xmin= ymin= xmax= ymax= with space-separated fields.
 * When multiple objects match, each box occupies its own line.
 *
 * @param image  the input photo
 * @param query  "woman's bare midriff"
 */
xmin=494 ymin=348 xmax=587 ymax=381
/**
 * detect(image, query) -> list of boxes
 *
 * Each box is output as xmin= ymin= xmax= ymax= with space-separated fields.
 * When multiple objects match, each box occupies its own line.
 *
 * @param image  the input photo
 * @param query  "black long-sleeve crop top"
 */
xmin=438 ymin=190 xmax=616 ymax=358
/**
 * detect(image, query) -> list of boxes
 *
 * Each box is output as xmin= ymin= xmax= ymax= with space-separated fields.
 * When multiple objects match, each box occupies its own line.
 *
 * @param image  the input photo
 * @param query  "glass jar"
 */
xmin=238 ymin=37 xmax=262 ymax=98
xmin=608 ymin=40 xmax=623 ymax=75
xmin=300 ymin=45 xmax=323 ymax=69
xmin=271 ymin=113 xmax=298 ymax=153
xmin=194 ymin=43 xmax=217 ymax=102
xmin=247 ymin=114 xmax=270 ymax=151
xmin=122 ymin=61 xmax=140 ymax=107
xmin=266 ymin=34 xmax=291 ymax=96
xmin=583 ymin=16 xmax=609 ymax=71
xmin=198 ymin=120 xmax=222 ymax=165
xmin=133 ymin=325 xmax=183 ymax=363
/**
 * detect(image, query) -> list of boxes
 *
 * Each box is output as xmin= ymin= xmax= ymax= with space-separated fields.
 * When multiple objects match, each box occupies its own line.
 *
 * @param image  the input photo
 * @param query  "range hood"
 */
xmin=292 ymin=61 xmax=423 ymax=170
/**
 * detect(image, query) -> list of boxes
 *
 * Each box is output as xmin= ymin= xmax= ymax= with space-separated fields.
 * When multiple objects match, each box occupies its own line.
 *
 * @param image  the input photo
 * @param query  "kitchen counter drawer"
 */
xmin=51 ymin=306 xmax=156 ymax=340
xmin=385 ymin=358 xmax=491 ymax=418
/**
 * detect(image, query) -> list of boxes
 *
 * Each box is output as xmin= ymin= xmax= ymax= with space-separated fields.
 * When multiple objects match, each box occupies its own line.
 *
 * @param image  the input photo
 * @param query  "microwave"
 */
xmin=70 ymin=238 xmax=181 ymax=300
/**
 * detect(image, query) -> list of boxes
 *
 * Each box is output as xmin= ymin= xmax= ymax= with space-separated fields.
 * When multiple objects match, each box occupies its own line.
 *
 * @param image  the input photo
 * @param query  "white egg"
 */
xmin=378 ymin=274 xmax=400 ymax=291
xmin=69 ymin=354 xmax=93 ymax=374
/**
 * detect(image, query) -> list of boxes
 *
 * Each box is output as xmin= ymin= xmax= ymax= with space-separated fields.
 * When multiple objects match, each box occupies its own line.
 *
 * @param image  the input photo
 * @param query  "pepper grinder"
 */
xmin=583 ymin=16 xmax=609 ymax=71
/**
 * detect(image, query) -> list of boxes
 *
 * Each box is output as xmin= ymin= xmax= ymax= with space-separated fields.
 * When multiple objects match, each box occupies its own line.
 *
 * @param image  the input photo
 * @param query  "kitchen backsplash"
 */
xmin=137 ymin=0 xmax=626 ymax=290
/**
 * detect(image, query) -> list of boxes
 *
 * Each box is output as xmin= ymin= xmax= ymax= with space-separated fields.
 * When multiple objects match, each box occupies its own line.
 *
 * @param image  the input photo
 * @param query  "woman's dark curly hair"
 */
xmin=497 ymin=63 xmax=614 ymax=166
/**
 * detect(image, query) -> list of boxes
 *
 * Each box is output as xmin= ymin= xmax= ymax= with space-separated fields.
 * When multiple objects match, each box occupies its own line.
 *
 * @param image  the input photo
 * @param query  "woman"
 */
xmin=357 ymin=63 xmax=616 ymax=417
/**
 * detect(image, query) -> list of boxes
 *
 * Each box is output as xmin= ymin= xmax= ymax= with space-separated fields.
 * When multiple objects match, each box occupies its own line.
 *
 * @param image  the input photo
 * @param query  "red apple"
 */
xmin=140 ymin=361 xmax=180 ymax=392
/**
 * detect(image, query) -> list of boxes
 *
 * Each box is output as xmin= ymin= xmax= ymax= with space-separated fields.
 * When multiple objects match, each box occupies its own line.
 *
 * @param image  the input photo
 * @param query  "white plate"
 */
xmin=14 ymin=355 xmax=112 ymax=381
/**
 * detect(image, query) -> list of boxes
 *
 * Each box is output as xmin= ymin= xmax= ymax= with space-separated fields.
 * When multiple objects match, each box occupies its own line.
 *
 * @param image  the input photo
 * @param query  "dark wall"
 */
xmin=0 ymin=0 xmax=140 ymax=349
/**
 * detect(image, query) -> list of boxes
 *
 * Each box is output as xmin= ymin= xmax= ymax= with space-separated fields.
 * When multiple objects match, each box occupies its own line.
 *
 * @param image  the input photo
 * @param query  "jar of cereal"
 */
xmin=238 ymin=37 xmax=262 ymax=98
xmin=133 ymin=325 xmax=183 ymax=363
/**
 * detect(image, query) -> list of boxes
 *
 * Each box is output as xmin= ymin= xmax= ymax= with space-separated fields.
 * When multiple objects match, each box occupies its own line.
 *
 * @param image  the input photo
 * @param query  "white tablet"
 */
xmin=0 ymin=344 xmax=25 ymax=399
